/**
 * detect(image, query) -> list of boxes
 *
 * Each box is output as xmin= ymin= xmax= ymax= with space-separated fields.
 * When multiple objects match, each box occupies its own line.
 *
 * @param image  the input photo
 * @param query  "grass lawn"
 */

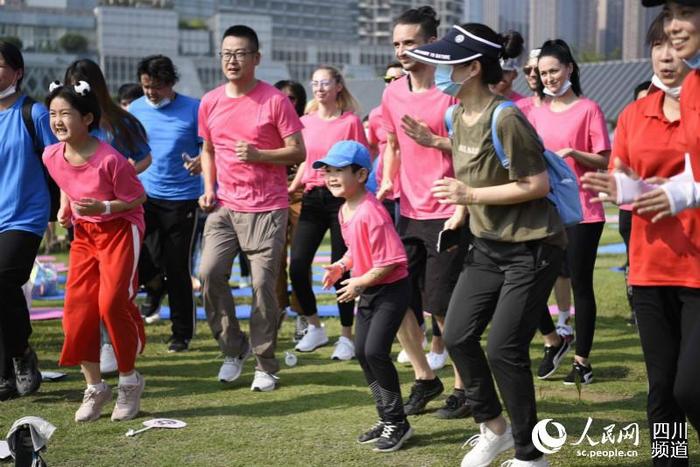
xmin=2 ymin=223 xmax=698 ymax=466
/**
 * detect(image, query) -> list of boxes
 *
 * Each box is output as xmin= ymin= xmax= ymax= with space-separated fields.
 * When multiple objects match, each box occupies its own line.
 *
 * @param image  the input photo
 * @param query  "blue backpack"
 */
xmin=490 ymin=101 xmax=583 ymax=226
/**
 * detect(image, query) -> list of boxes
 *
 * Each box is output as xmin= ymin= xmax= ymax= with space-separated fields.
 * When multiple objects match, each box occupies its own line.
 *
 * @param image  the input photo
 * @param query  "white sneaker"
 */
xmin=461 ymin=423 xmax=515 ymax=467
xmin=426 ymin=350 xmax=448 ymax=370
xmin=100 ymin=344 xmax=118 ymax=374
xmin=501 ymin=456 xmax=549 ymax=467
xmin=218 ymin=344 xmax=251 ymax=383
xmin=294 ymin=324 xmax=328 ymax=352
xmin=331 ymin=336 xmax=355 ymax=361
xmin=144 ymin=312 xmax=161 ymax=325
xmin=397 ymin=349 xmax=411 ymax=364
xmin=251 ymin=370 xmax=279 ymax=392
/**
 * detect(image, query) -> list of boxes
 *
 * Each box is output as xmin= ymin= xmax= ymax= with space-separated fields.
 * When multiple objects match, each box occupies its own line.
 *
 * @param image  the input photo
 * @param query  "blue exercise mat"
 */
xmin=598 ymin=243 xmax=626 ymax=255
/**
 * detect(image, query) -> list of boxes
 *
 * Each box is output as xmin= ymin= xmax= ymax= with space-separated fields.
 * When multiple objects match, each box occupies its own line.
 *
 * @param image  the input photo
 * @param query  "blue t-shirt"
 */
xmin=0 ymin=95 xmax=57 ymax=236
xmin=91 ymin=118 xmax=151 ymax=162
xmin=129 ymin=94 xmax=203 ymax=201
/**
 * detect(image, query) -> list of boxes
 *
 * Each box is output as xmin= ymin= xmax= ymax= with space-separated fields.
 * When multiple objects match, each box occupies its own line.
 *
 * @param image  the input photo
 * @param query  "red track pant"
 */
xmin=60 ymin=218 xmax=145 ymax=373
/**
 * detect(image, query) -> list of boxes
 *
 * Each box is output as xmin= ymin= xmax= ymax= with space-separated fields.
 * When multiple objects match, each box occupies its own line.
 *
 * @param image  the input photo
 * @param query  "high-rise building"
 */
xmin=622 ymin=0 xmax=661 ymax=60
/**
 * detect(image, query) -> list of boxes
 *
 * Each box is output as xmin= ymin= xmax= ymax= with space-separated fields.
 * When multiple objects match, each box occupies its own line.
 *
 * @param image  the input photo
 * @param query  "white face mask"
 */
xmin=0 ymin=83 xmax=17 ymax=100
xmin=146 ymin=97 xmax=171 ymax=109
xmin=543 ymin=79 xmax=572 ymax=97
xmin=684 ymin=51 xmax=700 ymax=70
xmin=651 ymin=74 xmax=682 ymax=99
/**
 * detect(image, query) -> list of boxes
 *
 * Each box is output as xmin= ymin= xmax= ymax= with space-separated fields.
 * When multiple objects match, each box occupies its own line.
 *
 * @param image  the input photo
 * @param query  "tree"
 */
xmin=0 ymin=36 xmax=23 ymax=50
xmin=58 ymin=33 xmax=88 ymax=53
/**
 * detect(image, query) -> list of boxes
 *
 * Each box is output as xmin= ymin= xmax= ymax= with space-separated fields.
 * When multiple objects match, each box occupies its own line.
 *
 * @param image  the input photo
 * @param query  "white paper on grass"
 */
xmin=125 ymin=419 xmax=187 ymax=437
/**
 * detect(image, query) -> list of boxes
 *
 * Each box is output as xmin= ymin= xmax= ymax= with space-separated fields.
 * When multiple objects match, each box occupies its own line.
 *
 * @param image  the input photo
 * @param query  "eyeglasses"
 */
xmin=219 ymin=50 xmax=256 ymax=62
xmin=383 ymin=76 xmax=399 ymax=83
xmin=523 ymin=66 xmax=538 ymax=75
xmin=311 ymin=79 xmax=334 ymax=89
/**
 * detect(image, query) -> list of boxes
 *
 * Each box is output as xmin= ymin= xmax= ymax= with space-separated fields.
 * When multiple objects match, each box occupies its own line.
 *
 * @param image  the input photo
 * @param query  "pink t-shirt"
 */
xmin=516 ymin=96 xmax=537 ymax=123
xmin=529 ymin=98 xmax=611 ymax=223
xmin=380 ymin=76 xmax=457 ymax=220
xmin=340 ymin=192 xmax=408 ymax=285
xmin=507 ymin=90 xmax=525 ymax=102
xmin=42 ymin=140 xmax=145 ymax=232
xmin=300 ymin=111 xmax=368 ymax=190
xmin=198 ymin=81 xmax=304 ymax=212
xmin=367 ymin=106 xmax=399 ymax=200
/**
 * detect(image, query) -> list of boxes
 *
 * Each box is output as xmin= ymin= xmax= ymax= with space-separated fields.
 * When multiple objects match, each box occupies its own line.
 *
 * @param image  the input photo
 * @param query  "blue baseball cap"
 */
xmin=312 ymin=140 xmax=372 ymax=171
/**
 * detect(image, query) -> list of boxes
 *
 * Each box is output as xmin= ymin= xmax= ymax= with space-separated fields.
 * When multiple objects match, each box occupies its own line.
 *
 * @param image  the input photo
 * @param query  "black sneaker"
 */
xmin=13 ymin=347 xmax=42 ymax=396
xmin=357 ymin=420 xmax=385 ymax=444
xmin=167 ymin=336 xmax=190 ymax=353
xmin=563 ymin=361 xmax=593 ymax=385
xmin=537 ymin=336 xmax=572 ymax=379
xmin=434 ymin=390 xmax=471 ymax=419
xmin=0 ymin=376 xmax=18 ymax=401
xmin=404 ymin=377 xmax=444 ymax=415
xmin=373 ymin=420 xmax=413 ymax=452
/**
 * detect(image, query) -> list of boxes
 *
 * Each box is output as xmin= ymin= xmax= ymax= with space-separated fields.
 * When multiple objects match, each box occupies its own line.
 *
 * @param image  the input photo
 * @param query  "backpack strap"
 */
xmin=444 ymin=103 xmax=458 ymax=136
xmin=21 ymin=96 xmax=45 ymax=158
xmin=489 ymin=100 xmax=517 ymax=170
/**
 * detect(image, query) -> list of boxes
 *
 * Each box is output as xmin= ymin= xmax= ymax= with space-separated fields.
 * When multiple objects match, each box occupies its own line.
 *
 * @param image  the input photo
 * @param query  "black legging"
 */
xmin=567 ymin=222 xmax=604 ymax=358
xmin=289 ymin=187 xmax=354 ymax=327
xmin=0 ymin=230 xmax=42 ymax=379
xmin=356 ymin=279 xmax=410 ymax=423
xmin=618 ymin=209 xmax=634 ymax=312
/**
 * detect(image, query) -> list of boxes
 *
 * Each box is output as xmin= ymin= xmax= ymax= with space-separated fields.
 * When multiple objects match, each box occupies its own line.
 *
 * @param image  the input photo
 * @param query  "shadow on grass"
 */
xmin=150 ymin=388 xmax=368 ymax=418
xmin=537 ymin=391 xmax=647 ymax=414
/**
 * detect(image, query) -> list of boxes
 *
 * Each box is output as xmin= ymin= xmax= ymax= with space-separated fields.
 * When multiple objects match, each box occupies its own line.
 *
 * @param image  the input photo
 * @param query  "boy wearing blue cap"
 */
xmin=315 ymin=140 xmax=412 ymax=452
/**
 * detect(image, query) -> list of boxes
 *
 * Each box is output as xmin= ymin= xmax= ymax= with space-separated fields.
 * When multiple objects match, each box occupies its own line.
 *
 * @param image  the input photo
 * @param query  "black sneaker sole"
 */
xmin=434 ymin=404 xmax=471 ymax=419
xmin=373 ymin=427 xmax=413 ymax=452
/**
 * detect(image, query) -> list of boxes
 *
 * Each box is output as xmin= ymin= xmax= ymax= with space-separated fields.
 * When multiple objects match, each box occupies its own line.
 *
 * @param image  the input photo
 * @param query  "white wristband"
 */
xmin=103 ymin=200 xmax=111 ymax=215
xmin=613 ymin=173 xmax=655 ymax=205
xmin=661 ymin=180 xmax=700 ymax=215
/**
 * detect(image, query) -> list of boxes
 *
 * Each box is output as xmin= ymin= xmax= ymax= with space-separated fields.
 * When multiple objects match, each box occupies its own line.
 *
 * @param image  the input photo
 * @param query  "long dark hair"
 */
xmin=45 ymin=84 xmax=101 ymax=132
xmin=0 ymin=41 xmax=23 ymax=89
xmin=457 ymin=24 xmax=524 ymax=86
xmin=274 ymin=80 xmax=307 ymax=117
xmin=64 ymin=59 xmax=147 ymax=156
xmin=536 ymin=39 xmax=582 ymax=97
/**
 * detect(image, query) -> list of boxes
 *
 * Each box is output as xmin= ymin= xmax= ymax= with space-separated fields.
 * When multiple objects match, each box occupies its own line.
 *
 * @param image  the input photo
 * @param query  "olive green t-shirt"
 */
xmin=451 ymin=97 xmax=566 ymax=246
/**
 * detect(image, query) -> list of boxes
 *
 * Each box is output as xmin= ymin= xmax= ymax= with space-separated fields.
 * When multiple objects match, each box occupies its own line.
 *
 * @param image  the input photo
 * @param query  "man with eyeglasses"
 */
xmin=197 ymin=25 xmax=305 ymax=392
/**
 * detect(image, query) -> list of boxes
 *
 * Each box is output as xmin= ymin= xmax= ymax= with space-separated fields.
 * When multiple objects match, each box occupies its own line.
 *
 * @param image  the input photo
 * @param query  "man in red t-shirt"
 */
xmin=197 ymin=25 xmax=305 ymax=392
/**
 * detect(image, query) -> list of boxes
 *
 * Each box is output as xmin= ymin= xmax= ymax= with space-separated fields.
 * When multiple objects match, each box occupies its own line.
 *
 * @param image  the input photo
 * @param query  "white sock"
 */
xmin=557 ymin=309 xmax=570 ymax=326
xmin=87 ymin=381 xmax=107 ymax=391
xmin=119 ymin=372 xmax=138 ymax=386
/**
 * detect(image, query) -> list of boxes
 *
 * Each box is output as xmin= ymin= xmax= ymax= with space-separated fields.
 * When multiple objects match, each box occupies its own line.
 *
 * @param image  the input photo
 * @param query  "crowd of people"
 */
xmin=0 ymin=0 xmax=698 ymax=465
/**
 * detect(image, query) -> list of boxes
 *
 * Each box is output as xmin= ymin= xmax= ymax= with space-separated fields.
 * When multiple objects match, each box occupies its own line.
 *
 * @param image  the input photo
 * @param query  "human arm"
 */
xmin=199 ymin=139 xmax=217 ymax=212
xmin=322 ymin=254 xmax=352 ymax=289
xmin=335 ymin=264 xmax=398 ymax=303
xmin=556 ymin=148 xmax=610 ymax=170
xmin=57 ymin=191 xmax=71 ymax=228
xmin=400 ymin=115 xmax=452 ymax=153
xmin=443 ymin=205 xmax=467 ymax=230
xmin=130 ymin=154 xmax=152 ymax=174
xmin=234 ymin=131 xmax=306 ymax=165
xmin=431 ymin=171 xmax=550 ymax=206
xmin=288 ymin=162 xmax=306 ymax=194
xmin=376 ymin=132 xmax=399 ymax=201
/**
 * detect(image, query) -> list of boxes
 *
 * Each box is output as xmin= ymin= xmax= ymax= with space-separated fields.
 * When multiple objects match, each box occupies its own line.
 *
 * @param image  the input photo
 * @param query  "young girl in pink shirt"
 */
xmin=43 ymin=81 xmax=147 ymax=423
xmin=317 ymin=140 xmax=412 ymax=452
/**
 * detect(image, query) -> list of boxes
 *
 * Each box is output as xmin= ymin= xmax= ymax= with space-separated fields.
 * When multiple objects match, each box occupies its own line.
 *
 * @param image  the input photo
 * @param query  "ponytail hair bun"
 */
xmin=500 ymin=30 xmax=524 ymax=60
xmin=396 ymin=5 xmax=440 ymax=38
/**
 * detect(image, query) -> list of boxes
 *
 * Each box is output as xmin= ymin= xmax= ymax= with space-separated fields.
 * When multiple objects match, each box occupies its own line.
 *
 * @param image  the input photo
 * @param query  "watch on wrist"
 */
xmin=103 ymin=200 xmax=111 ymax=215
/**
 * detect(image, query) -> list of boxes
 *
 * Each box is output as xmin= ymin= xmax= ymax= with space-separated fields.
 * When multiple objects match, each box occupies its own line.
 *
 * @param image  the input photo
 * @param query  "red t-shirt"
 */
xmin=300 ymin=111 xmax=368 ymax=190
xmin=529 ymin=98 xmax=611 ymax=223
xmin=612 ymin=89 xmax=700 ymax=288
xmin=43 ymin=140 xmax=145 ymax=232
xmin=339 ymin=192 xmax=408 ymax=285
xmin=198 ymin=81 xmax=304 ymax=212
xmin=380 ymin=76 xmax=457 ymax=220
xmin=681 ymin=70 xmax=700 ymax=179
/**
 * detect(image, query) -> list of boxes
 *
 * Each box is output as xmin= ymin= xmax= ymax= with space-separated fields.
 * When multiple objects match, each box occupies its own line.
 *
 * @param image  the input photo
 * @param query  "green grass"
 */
xmin=5 ymin=224 xmax=697 ymax=466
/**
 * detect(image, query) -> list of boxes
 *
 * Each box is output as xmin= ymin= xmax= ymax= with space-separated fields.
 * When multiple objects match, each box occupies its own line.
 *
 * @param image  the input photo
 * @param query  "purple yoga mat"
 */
xmin=30 ymin=308 xmax=64 ymax=321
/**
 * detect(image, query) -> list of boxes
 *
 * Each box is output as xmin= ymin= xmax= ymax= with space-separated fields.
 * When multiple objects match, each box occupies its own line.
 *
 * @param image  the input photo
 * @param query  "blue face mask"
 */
xmin=435 ymin=64 xmax=464 ymax=97
xmin=684 ymin=51 xmax=700 ymax=70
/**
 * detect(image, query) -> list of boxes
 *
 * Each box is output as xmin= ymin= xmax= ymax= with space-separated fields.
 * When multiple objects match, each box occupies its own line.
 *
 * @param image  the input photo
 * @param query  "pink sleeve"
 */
xmin=111 ymin=156 xmax=145 ymax=203
xmin=275 ymin=95 xmax=304 ymax=139
xmin=197 ymin=97 xmax=211 ymax=142
xmin=367 ymin=117 xmax=379 ymax=146
xmin=366 ymin=212 xmax=406 ymax=268
xmin=588 ymin=102 xmax=611 ymax=154
xmin=380 ymin=89 xmax=396 ymax=133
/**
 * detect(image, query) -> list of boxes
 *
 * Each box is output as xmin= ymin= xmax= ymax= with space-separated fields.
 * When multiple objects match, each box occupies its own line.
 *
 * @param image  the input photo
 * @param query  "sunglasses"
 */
xmin=523 ymin=66 xmax=538 ymax=75
xmin=383 ymin=76 xmax=400 ymax=83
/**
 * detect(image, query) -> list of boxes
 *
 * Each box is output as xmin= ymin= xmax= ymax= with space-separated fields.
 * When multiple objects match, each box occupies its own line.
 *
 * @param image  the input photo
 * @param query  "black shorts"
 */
xmin=397 ymin=216 xmax=469 ymax=317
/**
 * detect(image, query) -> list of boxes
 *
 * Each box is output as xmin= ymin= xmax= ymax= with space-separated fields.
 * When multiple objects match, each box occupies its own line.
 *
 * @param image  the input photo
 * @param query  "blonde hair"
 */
xmin=305 ymin=66 xmax=361 ymax=115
